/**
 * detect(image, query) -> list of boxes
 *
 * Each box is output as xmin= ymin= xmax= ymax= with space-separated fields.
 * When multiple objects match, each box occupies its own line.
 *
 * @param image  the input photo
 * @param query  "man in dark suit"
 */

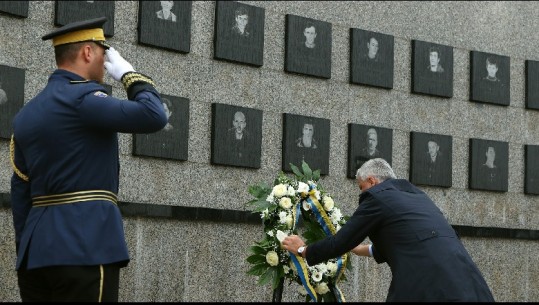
xmin=283 ymin=158 xmax=494 ymax=301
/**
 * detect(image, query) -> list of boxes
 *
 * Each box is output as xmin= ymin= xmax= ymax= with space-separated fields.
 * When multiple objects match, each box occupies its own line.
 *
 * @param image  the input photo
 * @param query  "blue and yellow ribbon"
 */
xmin=291 ymin=189 xmax=348 ymax=302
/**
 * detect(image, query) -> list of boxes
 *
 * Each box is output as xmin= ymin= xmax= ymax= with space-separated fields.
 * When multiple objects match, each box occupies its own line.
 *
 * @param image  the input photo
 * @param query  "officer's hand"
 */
xmin=104 ymin=47 xmax=135 ymax=82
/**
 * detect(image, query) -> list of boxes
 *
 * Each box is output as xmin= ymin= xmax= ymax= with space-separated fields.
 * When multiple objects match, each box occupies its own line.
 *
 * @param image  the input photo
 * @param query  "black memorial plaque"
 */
xmin=211 ymin=103 xmax=263 ymax=169
xmin=470 ymin=51 xmax=510 ymax=106
xmin=55 ymin=1 xmax=115 ymax=37
xmin=214 ymin=1 xmax=265 ymax=66
xmin=350 ymin=28 xmax=394 ymax=89
xmin=0 ymin=65 xmax=25 ymax=139
xmin=0 ymin=1 xmax=29 ymax=18
xmin=283 ymin=113 xmax=330 ymax=175
xmin=138 ymin=1 xmax=192 ymax=53
xmin=409 ymin=132 xmax=452 ymax=188
xmin=347 ymin=124 xmax=393 ymax=179
xmin=133 ymin=95 xmax=189 ymax=161
xmin=412 ymin=40 xmax=453 ymax=98
xmin=285 ymin=14 xmax=331 ymax=79
xmin=525 ymin=145 xmax=539 ymax=195
xmin=469 ymin=138 xmax=508 ymax=192
xmin=525 ymin=60 xmax=539 ymax=110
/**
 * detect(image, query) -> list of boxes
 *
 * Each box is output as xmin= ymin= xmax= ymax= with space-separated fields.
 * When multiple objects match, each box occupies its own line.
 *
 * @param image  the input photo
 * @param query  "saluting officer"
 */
xmin=10 ymin=17 xmax=168 ymax=302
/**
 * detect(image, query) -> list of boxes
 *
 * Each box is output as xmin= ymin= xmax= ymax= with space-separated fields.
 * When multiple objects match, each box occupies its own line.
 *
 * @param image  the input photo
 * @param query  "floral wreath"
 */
xmin=246 ymin=161 xmax=351 ymax=302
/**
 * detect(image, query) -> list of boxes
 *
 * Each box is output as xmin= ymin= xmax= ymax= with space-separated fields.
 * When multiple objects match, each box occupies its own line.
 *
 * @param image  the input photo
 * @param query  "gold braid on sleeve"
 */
xmin=10 ymin=135 xmax=29 ymax=182
xmin=120 ymin=72 xmax=156 ymax=91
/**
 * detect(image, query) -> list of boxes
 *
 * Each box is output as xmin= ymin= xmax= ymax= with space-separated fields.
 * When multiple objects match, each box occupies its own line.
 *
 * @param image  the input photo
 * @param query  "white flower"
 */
xmin=287 ymin=186 xmax=295 ymax=196
xmin=335 ymin=224 xmax=342 ymax=232
xmin=279 ymin=211 xmax=288 ymax=224
xmin=326 ymin=262 xmax=337 ymax=276
xmin=330 ymin=208 xmax=342 ymax=223
xmin=315 ymin=282 xmax=330 ymax=295
xmin=283 ymin=265 xmax=290 ymax=274
xmin=261 ymin=208 xmax=269 ymax=219
xmin=316 ymin=263 xmax=328 ymax=274
xmin=322 ymin=196 xmax=334 ymax=211
xmin=267 ymin=230 xmax=274 ymax=237
xmin=266 ymin=251 xmax=279 ymax=266
xmin=273 ymin=184 xmax=288 ymax=198
xmin=297 ymin=286 xmax=308 ymax=296
xmin=302 ymin=200 xmax=311 ymax=211
xmin=314 ymin=190 xmax=321 ymax=200
xmin=279 ymin=197 xmax=292 ymax=209
xmin=276 ymin=230 xmax=287 ymax=243
xmin=312 ymin=270 xmax=323 ymax=282
xmin=266 ymin=194 xmax=274 ymax=203
xmin=286 ymin=215 xmax=294 ymax=228
xmin=296 ymin=182 xmax=309 ymax=194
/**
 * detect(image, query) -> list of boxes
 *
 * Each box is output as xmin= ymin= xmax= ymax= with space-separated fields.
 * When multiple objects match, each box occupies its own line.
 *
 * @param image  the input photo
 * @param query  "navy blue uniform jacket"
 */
xmin=11 ymin=69 xmax=167 ymax=270
xmin=306 ymin=179 xmax=495 ymax=302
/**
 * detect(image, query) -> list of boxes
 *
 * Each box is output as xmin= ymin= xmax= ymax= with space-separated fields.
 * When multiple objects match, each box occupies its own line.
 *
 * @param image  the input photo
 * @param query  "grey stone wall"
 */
xmin=0 ymin=1 xmax=538 ymax=302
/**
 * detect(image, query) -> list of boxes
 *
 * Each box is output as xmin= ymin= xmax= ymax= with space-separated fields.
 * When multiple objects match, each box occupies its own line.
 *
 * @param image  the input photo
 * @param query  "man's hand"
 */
xmin=281 ymin=235 xmax=305 ymax=255
xmin=104 ymin=47 xmax=135 ymax=81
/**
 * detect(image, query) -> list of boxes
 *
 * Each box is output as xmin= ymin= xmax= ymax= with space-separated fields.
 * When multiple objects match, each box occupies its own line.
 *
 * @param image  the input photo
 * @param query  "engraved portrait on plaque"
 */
xmin=412 ymin=40 xmax=453 ymax=98
xmin=214 ymin=1 xmax=265 ymax=66
xmin=285 ymin=14 xmax=332 ymax=79
xmin=138 ymin=1 xmax=192 ymax=53
xmin=283 ymin=113 xmax=330 ymax=175
xmin=0 ymin=65 xmax=25 ymax=139
xmin=347 ymin=124 xmax=393 ymax=179
xmin=133 ymin=95 xmax=189 ymax=161
xmin=211 ymin=103 xmax=263 ymax=169
xmin=350 ymin=28 xmax=394 ymax=89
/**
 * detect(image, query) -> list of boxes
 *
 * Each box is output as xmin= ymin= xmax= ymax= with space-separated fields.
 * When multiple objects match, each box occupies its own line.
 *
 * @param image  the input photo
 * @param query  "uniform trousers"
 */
xmin=17 ymin=263 xmax=120 ymax=302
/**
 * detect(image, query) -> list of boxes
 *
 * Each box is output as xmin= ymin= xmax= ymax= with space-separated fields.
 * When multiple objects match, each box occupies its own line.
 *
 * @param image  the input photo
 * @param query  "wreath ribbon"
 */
xmin=290 ymin=191 xmax=348 ymax=302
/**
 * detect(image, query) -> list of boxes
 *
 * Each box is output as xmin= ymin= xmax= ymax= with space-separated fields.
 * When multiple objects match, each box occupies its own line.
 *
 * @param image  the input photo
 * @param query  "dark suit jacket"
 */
xmin=306 ymin=179 xmax=494 ymax=301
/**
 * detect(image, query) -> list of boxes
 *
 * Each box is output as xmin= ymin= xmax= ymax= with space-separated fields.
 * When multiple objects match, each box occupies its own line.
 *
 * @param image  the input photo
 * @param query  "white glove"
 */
xmin=104 ymin=47 xmax=135 ymax=82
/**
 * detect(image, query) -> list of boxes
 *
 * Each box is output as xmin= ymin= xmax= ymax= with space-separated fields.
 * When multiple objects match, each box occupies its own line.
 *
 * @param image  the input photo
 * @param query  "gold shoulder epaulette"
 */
xmin=70 ymin=80 xmax=89 ymax=84
xmin=10 ymin=135 xmax=29 ymax=182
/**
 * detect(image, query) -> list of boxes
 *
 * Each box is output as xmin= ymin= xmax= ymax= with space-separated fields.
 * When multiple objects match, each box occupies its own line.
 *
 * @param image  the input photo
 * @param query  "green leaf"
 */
xmin=247 ymin=263 xmax=269 ymax=276
xmin=312 ymin=169 xmax=320 ymax=181
xmin=246 ymin=254 xmax=266 ymax=265
xmin=250 ymin=245 xmax=267 ymax=255
xmin=290 ymin=163 xmax=303 ymax=179
xmin=301 ymin=161 xmax=313 ymax=180
xmin=247 ymin=199 xmax=273 ymax=213
xmin=271 ymin=267 xmax=283 ymax=290
xmin=257 ymin=267 xmax=274 ymax=286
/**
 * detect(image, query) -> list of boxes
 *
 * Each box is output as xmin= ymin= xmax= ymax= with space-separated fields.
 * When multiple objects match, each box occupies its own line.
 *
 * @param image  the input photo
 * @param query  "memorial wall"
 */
xmin=0 ymin=1 xmax=538 ymax=301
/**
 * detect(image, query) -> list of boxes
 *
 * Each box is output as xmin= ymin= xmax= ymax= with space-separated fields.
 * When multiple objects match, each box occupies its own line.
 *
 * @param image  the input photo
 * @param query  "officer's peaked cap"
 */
xmin=42 ymin=17 xmax=110 ymax=49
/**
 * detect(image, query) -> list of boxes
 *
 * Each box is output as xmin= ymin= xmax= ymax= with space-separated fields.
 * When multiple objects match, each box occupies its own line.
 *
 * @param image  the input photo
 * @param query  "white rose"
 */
xmin=276 ymin=230 xmax=288 ymax=243
xmin=279 ymin=197 xmax=292 ymax=209
xmin=322 ymin=196 xmax=334 ymax=211
xmin=315 ymin=282 xmax=330 ymax=295
xmin=296 ymin=182 xmax=309 ymax=194
xmin=302 ymin=200 xmax=311 ymax=211
xmin=312 ymin=271 xmax=323 ymax=282
xmin=326 ymin=262 xmax=337 ymax=276
xmin=266 ymin=251 xmax=279 ymax=266
xmin=273 ymin=184 xmax=287 ymax=198
xmin=286 ymin=215 xmax=294 ymax=228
